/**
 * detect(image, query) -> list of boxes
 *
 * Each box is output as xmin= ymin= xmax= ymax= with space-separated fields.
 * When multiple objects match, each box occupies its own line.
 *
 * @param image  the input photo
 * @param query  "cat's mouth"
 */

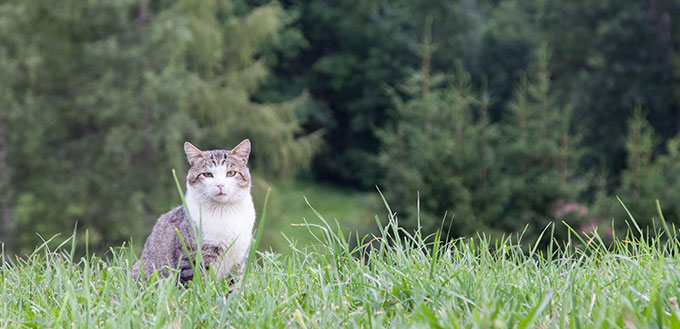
xmin=212 ymin=193 xmax=232 ymax=204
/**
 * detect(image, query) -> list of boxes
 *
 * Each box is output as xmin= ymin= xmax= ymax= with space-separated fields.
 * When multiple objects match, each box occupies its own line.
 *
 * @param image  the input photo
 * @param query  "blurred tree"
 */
xmin=2 ymin=0 xmax=680 ymax=252
xmin=264 ymin=0 xmax=420 ymax=187
xmin=594 ymin=107 xmax=680 ymax=236
xmin=541 ymin=0 xmax=680 ymax=181
xmin=377 ymin=69 xmax=496 ymax=237
xmin=0 ymin=0 xmax=320 ymax=254
xmin=379 ymin=43 xmax=586 ymax=242
xmin=0 ymin=1 xmax=72 ymax=254
xmin=475 ymin=0 xmax=541 ymax=122
xmin=0 ymin=32 xmax=16 ymax=254
xmin=499 ymin=45 xmax=586 ymax=241
xmin=377 ymin=25 xmax=506 ymax=237
xmin=258 ymin=0 xmax=492 ymax=187
xmin=476 ymin=0 xmax=680 ymax=190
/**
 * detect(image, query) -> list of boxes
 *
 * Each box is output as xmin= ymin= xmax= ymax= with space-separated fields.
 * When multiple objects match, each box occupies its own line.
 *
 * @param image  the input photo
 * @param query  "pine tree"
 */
xmin=0 ymin=0 xmax=321 ymax=254
xmin=594 ymin=106 xmax=680 ymax=236
xmin=0 ymin=0 xmax=69 ymax=253
xmin=500 ymin=44 xmax=585 ymax=240
xmin=377 ymin=24 xmax=504 ymax=236
xmin=378 ymin=69 xmax=476 ymax=236
xmin=172 ymin=0 xmax=323 ymax=178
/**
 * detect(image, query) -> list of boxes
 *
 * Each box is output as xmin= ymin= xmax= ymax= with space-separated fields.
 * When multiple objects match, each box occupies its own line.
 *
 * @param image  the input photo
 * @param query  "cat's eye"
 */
xmin=226 ymin=171 xmax=236 ymax=177
xmin=202 ymin=172 xmax=213 ymax=178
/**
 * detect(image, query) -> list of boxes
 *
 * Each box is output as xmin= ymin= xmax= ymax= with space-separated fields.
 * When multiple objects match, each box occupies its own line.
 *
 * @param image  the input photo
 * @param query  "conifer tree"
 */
xmin=594 ymin=106 xmax=680 ymax=235
xmin=378 ymin=69 xmax=478 ymax=236
xmin=500 ymin=44 xmax=585 ymax=239
xmin=0 ymin=0 xmax=320 ymax=254
xmin=377 ymin=25 xmax=504 ymax=236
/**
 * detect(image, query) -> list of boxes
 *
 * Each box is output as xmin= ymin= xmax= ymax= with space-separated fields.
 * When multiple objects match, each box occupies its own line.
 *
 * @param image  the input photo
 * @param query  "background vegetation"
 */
xmin=1 ymin=0 xmax=680 ymax=255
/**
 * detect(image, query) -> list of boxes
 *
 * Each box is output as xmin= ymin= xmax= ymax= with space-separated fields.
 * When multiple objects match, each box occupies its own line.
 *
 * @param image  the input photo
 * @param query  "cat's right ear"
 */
xmin=184 ymin=141 xmax=206 ymax=166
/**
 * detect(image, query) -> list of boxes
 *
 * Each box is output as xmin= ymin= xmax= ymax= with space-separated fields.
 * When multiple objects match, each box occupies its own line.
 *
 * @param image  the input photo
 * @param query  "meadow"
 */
xmin=250 ymin=179 xmax=380 ymax=253
xmin=2 ymin=194 xmax=680 ymax=328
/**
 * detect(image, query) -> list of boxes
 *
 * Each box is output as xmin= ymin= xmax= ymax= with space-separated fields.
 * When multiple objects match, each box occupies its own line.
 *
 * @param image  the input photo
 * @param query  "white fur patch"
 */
xmin=184 ymin=187 xmax=255 ymax=279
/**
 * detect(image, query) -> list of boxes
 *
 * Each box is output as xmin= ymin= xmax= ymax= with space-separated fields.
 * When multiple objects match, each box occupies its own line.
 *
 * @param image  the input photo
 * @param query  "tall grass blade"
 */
xmin=518 ymin=290 xmax=553 ymax=329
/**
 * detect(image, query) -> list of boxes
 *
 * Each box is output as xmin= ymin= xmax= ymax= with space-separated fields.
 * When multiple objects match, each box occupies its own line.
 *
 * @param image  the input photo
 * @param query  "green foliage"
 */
xmin=594 ymin=107 xmax=680 ymax=235
xmin=0 ymin=0 xmax=321 ymax=255
xmin=268 ymin=0 xmax=421 ymax=186
xmin=499 ymin=45 xmax=586 ymax=241
xmin=264 ymin=0 xmax=680 ymax=208
xmin=379 ymin=45 xmax=585 ymax=241
xmin=377 ymin=63 xmax=502 ymax=237
xmin=3 ymin=0 xmax=680 ymax=254
xmin=540 ymin=0 xmax=680 ymax=175
xmin=475 ymin=0 xmax=541 ymax=119
xmin=473 ymin=0 xmax=680 ymax=182
xmin=259 ymin=0 xmax=496 ymax=186
xmin=2 ymin=204 xmax=680 ymax=327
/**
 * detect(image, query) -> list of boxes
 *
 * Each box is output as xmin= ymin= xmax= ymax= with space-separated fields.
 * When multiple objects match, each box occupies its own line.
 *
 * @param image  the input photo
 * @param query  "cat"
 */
xmin=130 ymin=139 xmax=255 ymax=285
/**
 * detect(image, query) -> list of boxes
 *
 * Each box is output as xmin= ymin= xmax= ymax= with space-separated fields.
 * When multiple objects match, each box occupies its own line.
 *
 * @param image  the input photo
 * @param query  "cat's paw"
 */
xmin=179 ymin=257 xmax=195 ymax=283
xmin=179 ymin=266 xmax=194 ymax=282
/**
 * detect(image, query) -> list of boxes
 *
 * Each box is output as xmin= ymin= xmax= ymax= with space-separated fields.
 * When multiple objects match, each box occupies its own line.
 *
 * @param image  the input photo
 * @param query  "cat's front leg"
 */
xmin=201 ymin=245 xmax=225 ymax=271
xmin=178 ymin=255 xmax=194 ymax=284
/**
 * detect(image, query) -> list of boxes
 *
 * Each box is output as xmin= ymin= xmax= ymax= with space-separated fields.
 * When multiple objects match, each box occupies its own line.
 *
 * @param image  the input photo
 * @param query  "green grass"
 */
xmin=2 ymin=198 xmax=680 ymax=328
xmin=251 ymin=179 xmax=380 ymax=253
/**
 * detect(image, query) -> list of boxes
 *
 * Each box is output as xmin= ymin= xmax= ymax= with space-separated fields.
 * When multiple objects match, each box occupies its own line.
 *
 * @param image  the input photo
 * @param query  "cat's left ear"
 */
xmin=230 ymin=139 xmax=251 ymax=164
xmin=184 ymin=141 xmax=206 ymax=166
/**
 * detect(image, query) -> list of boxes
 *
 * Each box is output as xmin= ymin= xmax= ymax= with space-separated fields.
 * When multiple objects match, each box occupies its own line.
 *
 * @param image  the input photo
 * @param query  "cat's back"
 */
xmin=153 ymin=205 xmax=191 ymax=233
xmin=147 ymin=205 xmax=196 ymax=250
xmin=131 ymin=205 xmax=194 ymax=278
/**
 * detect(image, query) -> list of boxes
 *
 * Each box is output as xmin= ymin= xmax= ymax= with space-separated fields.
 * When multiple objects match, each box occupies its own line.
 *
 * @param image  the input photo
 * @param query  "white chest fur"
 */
xmin=184 ymin=190 xmax=255 ymax=278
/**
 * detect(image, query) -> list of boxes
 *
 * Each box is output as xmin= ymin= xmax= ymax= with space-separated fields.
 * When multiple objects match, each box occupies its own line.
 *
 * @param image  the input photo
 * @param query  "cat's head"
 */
xmin=183 ymin=139 xmax=251 ymax=204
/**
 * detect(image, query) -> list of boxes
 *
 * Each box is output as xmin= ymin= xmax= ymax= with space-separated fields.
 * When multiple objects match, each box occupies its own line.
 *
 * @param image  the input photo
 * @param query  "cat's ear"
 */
xmin=184 ymin=141 xmax=206 ymax=166
xmin=230 ymin=139 xmax=251 ymax=164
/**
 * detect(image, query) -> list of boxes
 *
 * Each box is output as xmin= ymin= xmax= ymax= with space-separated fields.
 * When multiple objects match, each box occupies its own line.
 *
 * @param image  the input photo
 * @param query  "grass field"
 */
xmin=2 ymin=196 xmax=680 ymax=328
xmin=251 ymin=179 xmax=381 ymax=253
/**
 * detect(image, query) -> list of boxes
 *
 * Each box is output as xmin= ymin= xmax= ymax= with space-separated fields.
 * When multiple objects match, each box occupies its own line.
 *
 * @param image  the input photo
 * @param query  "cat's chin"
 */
xmin=210 ymin=194 xmax=231 ymax=203
xmin=209 ymin=193 xmax=243 ymax=205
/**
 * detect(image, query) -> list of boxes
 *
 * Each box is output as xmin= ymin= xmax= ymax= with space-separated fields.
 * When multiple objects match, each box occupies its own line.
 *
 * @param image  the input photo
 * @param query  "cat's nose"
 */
xmin=216 ymin=184 xmax=224 ymax=190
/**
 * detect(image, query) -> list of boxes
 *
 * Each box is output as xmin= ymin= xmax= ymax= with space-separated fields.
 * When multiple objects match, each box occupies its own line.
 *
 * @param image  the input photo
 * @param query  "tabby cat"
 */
xmin=131 ymin=139 xmax=255 ymax=285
